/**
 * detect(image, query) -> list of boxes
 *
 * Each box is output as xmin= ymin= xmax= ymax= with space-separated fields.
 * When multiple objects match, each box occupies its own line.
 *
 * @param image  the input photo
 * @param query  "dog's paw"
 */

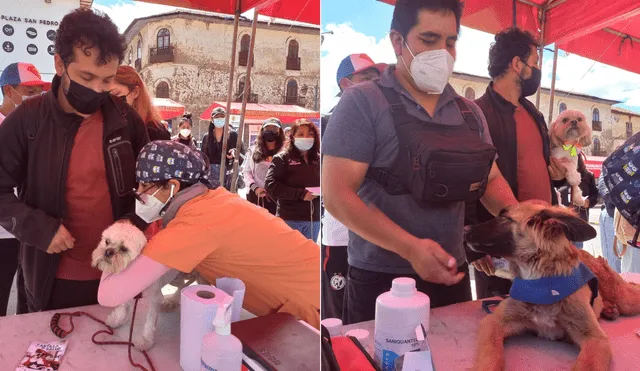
xmin=161 ymin=295 xmax=180 ymax=311
xmin=132 ymin=333 xmax=155 ymax=351
xmin=601 ymin=302 xmax=620 ymax=321
xmin=105 ymin=306 xmax=130 ymax=328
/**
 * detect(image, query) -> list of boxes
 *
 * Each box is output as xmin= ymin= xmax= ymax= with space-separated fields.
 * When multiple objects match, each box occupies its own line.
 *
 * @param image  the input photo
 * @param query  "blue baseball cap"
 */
xmin=0 ymin=62 xmax=50 ymax=90
xmin=336 ymin=53 xmax=386 ymax=87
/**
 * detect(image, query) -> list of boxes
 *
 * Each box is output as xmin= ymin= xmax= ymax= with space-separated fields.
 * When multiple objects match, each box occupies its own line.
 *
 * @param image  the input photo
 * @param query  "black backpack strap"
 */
xmin=364 ymin=82 xmax=410 ymax=195
xmin=453 ymin=97 xmax=480 ymax=132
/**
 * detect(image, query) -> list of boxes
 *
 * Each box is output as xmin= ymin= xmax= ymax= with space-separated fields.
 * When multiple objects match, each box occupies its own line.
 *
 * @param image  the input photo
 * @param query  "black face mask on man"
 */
xmin=63 ymin=70 xmax=110 ymax=115
xmin=519 ymin=62 xmax=541 ymax=97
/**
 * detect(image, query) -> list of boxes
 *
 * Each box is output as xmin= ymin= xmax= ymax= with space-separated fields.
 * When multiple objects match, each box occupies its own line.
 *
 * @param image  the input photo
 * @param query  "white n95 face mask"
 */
xmin=180 ymin=128 xmax=191 ymax=138
xmin=135 ymin=185 xmax=175 ymax=223
xmin=401 ymin=44 xmax=455 ymax=94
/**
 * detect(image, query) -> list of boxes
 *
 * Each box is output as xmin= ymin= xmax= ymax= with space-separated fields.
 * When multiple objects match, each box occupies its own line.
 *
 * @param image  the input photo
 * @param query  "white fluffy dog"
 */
xmin=91 ymin=221 xmax=178 ymax=351
xmin=550 ymin=109 xmax=592 ymax=207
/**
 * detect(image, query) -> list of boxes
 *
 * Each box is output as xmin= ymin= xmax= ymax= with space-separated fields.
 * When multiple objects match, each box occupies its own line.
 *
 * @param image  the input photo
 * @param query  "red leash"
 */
xmin=50 ymin=294 xmax=156 ymax=371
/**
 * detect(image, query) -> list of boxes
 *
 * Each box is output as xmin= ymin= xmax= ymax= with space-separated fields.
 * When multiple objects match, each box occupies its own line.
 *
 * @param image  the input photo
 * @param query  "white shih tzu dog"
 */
xmin=549 ymin=109 xmax=592 ymax=207
xmin=91 ymin=221 xmax=178 ymax=351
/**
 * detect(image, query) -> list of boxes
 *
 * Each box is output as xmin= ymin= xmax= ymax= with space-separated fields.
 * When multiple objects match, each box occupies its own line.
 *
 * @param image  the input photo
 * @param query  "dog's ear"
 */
xmin=579 ymin=132 xmax=592 ymax=147
xmin=530 ymin=209 xmax=597 ymax=242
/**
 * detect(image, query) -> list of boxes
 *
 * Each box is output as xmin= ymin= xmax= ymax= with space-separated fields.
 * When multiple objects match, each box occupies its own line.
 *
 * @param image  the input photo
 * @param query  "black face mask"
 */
xmin=63 ymin=71 xmax=110 ymax=115
xmin=262 ymin=131 xmax=278 ymax=143
xmin=520 ymin=64 xmax=541 ymax=97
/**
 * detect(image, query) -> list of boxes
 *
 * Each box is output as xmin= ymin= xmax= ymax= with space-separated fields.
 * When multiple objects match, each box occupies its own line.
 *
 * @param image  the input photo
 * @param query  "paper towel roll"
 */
xmin=180 ymin=284 xmax=231 ymax=371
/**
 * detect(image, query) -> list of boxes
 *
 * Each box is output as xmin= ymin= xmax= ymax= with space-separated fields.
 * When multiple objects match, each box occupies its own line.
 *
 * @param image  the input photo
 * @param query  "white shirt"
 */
xmin=321 ymin=209 xmax=349 ymax=246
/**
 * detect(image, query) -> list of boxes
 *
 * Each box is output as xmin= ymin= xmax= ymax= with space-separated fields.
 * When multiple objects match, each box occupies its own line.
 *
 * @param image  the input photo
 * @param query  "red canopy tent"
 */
xmin=378 ymin=0 xmax=640 ymax=76
xmin=152 ymin=98 xmax=185 ymax=120
xmin=200 ymin=102 xmax=319 ymax=123
xmin=137 ymin=0 xmax=270 ymax=14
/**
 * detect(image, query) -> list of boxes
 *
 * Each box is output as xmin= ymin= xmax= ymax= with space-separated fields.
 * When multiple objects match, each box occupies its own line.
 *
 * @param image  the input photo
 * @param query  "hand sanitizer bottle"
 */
xmin=200 ymin=296 xmax=242 ymax=371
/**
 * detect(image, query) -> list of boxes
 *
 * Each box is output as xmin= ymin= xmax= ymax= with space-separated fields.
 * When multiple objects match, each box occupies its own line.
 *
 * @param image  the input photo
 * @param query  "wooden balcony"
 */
xmin=238 ymin=51 xmax=254 ymax=67
xmin=592 ymin=120 xmax=602 ymax=131
xmin=286 ymin=57 xmax=301 ymax=71
xmin=150 ymin=46 xmax=174 ymax=64
xmin=284 ymin=95 xmax=306 ymax=107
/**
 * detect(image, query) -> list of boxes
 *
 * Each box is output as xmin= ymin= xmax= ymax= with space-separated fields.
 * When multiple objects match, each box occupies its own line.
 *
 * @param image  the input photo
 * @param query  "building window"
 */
xmin=627 ymin=122 xmax=633 ymax=138
xmin=285 ymin=79 xmax=298 ymax=105
xmin=286 ymin=40 xmax=301 ymax=70
xmin=559 ymin=102 xmax=567 ymax=113
xmin=239 ymin=34 xmax=253 ymax=67
xmin=464 ymin=87 xmax=475 ymax=100
xmin=137 ymin=39 xmax=142 ymax=59
xmin=128 ymin=49 xmax=132 ymax=65
xmin=593 ymin=137 xmax=601 ymax=155
xmin=157 ymin=28 xmax=170 ymax=49
xmin=156 ymin=81 xmax=169 ymax=98
xmin=592 ymin=108 xmax=602 ymax=131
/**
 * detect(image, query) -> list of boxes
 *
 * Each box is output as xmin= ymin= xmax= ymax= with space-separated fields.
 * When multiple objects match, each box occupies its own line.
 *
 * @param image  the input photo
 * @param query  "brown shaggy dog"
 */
xmin=465 ymin=201 xmax=640 ymax=371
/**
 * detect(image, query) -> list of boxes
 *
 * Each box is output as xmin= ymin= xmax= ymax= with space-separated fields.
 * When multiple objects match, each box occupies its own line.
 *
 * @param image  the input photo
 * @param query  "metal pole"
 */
xmin=513 ymin=0 xmax=517 ymax=26
xmin=314 ymin=83 xmax=318 ymax=111
xmin=230 ymin=9 xmax=258 ymax=193
xmin=547 ymin=45 xmax=559 ymax=125
xmin=219 ymin=0 xmax=241 ymax=187
xmin=535 ymin=7 xmax=546 ymax=109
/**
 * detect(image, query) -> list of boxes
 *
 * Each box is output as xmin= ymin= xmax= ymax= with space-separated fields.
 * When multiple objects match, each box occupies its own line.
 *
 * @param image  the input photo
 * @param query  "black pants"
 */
xmin=342 ymin=263 xmax=472 ymax=325
xmin=45 ymin=279 xmax=100 ymax=311
xmin=246 ymin=188 xmax=278 ymax=215
xmin=321 ymin=244 xmax=349 ymax=320
xmin=474 ymin=269 xmax=512 ymax=299
xmin=0 ymin=238 xmax=20 ymax=316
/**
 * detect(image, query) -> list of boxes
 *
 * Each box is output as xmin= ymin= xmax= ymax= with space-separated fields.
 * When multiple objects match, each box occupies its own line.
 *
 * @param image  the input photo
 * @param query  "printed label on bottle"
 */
xmin=200 ymin=359 xmax=217 ymax=371
xmin=374 ymin=330 xmax=424 ymax=371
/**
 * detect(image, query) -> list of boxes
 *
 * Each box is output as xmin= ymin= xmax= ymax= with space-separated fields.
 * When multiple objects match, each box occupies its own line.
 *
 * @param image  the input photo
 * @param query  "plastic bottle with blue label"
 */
xmin=374 ymin=277 xmax=430 ymax=371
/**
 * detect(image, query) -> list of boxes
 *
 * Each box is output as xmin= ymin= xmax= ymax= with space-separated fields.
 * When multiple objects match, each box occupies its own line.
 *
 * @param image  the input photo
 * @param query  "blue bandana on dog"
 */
xmin=136 ymin=140 xmax=210 ymax=185
xmin=509 ymin=263 xmax=598 ymax=305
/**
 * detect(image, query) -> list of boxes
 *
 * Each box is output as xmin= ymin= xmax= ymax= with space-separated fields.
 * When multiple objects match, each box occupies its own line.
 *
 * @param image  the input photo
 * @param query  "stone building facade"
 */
xmin=122 ymin=11 xmax=320 ymax=137
xmin=448 ymin=72 xmax=634 ymax=157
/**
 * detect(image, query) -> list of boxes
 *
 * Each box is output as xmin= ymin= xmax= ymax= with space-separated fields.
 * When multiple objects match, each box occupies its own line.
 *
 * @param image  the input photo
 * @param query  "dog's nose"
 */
xmin=570 ymin=120 xmax=578 ymax=126
xmin=104 ymin=248 xmax=115 ymax=258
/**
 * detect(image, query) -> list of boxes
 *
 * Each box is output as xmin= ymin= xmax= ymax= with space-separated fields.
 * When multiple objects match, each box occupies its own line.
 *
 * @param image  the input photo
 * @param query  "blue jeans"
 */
xmin=285 ymin=220 xmax=320 ymax=242
xmin=600 ymin=210 xmax=622 ymax=273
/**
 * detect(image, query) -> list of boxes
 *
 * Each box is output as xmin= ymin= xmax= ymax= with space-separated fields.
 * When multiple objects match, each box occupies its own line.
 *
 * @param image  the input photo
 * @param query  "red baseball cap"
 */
xmin=0 ymin=62 xmax=51 ymax=91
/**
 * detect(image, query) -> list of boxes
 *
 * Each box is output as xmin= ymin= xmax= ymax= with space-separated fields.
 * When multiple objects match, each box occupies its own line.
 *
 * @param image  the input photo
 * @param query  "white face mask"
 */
xmin=294 ymin=137 xmax=314 ymax=152
xmin=213 ymin=118 xmax=225 ymax=128
xmin=135 ymin=185 xmax=175 ymax=223
xmin=400 ymin=43 xmax=455 ymax=94
xmin=10 ymin=87 xmax=26 ymax=107
xmin=180 ymin=128 xmax=191 ymax=138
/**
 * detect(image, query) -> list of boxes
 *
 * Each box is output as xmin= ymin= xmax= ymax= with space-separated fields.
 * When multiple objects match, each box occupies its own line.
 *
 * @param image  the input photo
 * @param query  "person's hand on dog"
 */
xmin=472 ymin=255 xmax=495 ymax=276
xmin=407 ymin=239 xmax=465 ymax=285
xmin=46 ymin=225 xmax=75 ymax=254
xmin=548 ymin=157 xmax=567 ymax=181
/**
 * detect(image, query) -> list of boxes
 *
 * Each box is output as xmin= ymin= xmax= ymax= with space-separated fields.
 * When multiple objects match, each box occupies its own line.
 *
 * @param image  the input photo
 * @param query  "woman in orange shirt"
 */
xmin=97 ymin=140 xmax=320 ymax=328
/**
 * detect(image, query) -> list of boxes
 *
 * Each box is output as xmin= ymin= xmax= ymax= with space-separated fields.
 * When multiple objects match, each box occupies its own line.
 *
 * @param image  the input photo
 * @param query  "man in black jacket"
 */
xmin=468 ymin=27 xmax=567 ymax=298
xmin=0 ymin=8 xmax=149 ymax=313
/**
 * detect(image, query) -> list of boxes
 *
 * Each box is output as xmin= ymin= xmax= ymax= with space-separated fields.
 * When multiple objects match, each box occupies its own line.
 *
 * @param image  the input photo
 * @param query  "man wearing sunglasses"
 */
xmin=0 ymin=9 xmax=148 ymax=313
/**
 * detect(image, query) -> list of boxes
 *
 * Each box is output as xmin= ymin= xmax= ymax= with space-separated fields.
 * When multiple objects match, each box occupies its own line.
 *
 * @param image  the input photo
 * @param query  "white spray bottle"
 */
xmin=200 ymin=296 xmax=243 ymax=371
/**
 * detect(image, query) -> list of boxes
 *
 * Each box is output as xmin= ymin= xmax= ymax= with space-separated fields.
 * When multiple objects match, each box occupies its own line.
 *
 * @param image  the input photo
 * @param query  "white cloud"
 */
xmin=93 ymin=2 xmax=183 ymax=33
xmin=320 ymin=24 xmax=640 ymax=113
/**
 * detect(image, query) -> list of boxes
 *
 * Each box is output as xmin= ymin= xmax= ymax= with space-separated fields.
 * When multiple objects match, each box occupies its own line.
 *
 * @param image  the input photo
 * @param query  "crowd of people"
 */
xmin=320 ymin=0 xmax=639 ymax=323
xmin=0 ymin=7 xmax=320 ymax=328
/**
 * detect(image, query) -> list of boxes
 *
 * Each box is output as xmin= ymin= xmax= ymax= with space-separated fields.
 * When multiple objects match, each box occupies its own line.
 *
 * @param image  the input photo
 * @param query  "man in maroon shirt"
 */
xmin=0 ymin=9 xmax=148 ymax=312
xmin=468 ymin=27 xmax=567 ymax=298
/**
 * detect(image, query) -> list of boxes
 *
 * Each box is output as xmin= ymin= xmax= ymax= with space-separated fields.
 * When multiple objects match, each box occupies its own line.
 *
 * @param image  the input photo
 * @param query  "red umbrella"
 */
xmin=257 ymin=0 xmax=320 ymax=25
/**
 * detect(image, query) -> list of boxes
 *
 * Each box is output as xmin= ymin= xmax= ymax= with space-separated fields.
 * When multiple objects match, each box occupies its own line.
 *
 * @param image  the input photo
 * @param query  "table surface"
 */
xmin=0 ymin=304 xmax=259 ymax=371
xmin=344 ymin=273 xmax=640 ymax=371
